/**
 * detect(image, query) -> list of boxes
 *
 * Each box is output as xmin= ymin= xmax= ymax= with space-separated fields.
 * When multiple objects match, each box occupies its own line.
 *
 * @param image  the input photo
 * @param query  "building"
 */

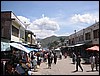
xmin=1 ymin=11 xmax=39 ymax=75
xmin=1 ymin=11 xmax=25 ymax=51
xmin=68 ymin=22 xmax=99 ymax=47
xmin=1 ymin=11 xmax=38 ymax=51
xmin=84 ymin=22 xmax=99 ymax=46
xmin=25 ymin=30 xmax=37 ymax=46
xmin=66 ymin=22 xmax=99 ymax=63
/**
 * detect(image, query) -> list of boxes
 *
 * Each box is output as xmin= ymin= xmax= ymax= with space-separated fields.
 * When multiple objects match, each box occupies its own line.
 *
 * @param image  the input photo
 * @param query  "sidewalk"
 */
xmin=31 ymin=56 xmax=99 ymax=75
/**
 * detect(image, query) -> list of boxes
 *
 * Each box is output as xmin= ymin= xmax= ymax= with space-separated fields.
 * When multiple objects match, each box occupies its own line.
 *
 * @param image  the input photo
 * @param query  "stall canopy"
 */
xmin=86 ymin=46 xmax=99 ymax=51
xmin=1 ymin=42 xmax=11 ymax=51
xmin=67 ymin=43 xmax=84 ymax=47
xmin=55 ymin=48 xmax=60 ymax=50
xmin=10 ymin=43 xmax=30 ymax=53
xmin=67 ymin=45 xmax=74 ymax=47
xmin=25 ymin=46 xmax=39 ymax=52
xmin=74 ymin=43 xmax=85 ymax=47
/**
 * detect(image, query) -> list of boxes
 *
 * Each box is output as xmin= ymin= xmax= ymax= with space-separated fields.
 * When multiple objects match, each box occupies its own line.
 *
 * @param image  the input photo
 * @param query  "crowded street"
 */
xmin=1 ymin=1 xmax=99 ymax=75
xmin=31 ymin=56 xmax=99 ymax=75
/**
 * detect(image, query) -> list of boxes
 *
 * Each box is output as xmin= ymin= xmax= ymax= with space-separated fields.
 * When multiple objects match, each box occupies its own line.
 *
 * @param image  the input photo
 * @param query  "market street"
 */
xmin=31 ymin=56 xmax=99 ymax=75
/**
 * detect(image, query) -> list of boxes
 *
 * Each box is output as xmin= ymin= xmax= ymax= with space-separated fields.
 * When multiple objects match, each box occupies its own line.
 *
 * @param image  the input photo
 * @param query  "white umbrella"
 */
xmin=55 ymin=48 xmax=60 ymax=50
xmin=9 ymin=43 xmax=30 ymax=53
xmin=74 ymin=43 xmax=84 ymax=47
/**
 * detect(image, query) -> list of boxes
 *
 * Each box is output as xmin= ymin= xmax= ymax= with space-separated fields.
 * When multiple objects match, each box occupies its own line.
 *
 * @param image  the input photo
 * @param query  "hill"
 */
xmin=37 ymin=35 xmax=68 ymax=48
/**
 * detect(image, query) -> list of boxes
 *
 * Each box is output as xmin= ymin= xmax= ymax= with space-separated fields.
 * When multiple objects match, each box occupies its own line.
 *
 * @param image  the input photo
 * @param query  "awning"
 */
xmin=9 ymin=43 xmax=30 ymax=53
xmin=67 ymin=45 xmax=75 ymax=47
xmin=86 ymin=46 xmax=99 ymax=51
xmin=55 ymin=48 xmax=60 ymax=50
xmin=1 ymin=42 xmax=11 ymax=51
xmin=67 ymin=43 xmax=84 ymax=47
xmin=25 ymin=47 xmax=34 ymax=52
xmin=74 ymin=43 xmax=85 ymax=47
xmin=25 ymin=46 xmax=39 ymax=52
xmin=33 ymin=49 xmax=39 ymax=52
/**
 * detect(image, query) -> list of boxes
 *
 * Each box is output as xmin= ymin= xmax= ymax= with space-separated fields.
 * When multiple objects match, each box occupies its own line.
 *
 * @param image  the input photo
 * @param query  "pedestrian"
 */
xmin=44 ymin=53 xmax=47 ymax=62
xmin=37 ymin=54 xmax=41 ymax=68
xmin=31 ymin=56 xmax=37 ymax=72
xmin=95 ymin=54 xmax=98 ymax=71
xmin=51 ymin=53 xmax=54 ymax=64
xmin=64 ymin=52 xmax=67 ymax=58
xmin=72 ymin=52 xmax=76 ymax=64
xmin=54 ymin=53 xmax=57 ymax=64
xmin=75 ymin=52 xmax=83 ymax=72
xmin=59 ymin=52 xmax=62 ymax=59
xmin=47 ymin=52 xmax=52 ymax=69
xmin=90 ymin=53 xmax=95 ymax=71
xmin=95 ymin=54 xmax=99 ymax=71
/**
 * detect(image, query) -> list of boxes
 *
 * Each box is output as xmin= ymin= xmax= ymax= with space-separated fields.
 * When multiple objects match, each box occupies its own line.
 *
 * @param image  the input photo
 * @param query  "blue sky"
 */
xmin=1 ymin=1 xmax=99 ymax=39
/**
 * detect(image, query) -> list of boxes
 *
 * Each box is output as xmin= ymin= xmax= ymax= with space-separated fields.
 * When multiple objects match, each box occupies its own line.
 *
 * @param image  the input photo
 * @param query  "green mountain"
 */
xmin=37 ymin=35 xmax=68 ymax=48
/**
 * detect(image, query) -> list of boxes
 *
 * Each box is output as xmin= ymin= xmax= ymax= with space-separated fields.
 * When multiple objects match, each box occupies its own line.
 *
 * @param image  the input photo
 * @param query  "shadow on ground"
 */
xmin=71 ymin=70 xmax=83 ymax=73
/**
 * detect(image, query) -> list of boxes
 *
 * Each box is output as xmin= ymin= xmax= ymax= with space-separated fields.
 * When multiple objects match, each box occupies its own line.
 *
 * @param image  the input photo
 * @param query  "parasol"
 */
xmin=86 ymin=46 xmax=99 ymax=51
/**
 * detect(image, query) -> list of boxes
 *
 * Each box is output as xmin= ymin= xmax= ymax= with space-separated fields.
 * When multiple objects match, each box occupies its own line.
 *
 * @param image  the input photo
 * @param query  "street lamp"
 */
xmin=74 ymin=30 xmax=76 ymax=44
xmin=24 ymin=22 xmax=30 ymax=29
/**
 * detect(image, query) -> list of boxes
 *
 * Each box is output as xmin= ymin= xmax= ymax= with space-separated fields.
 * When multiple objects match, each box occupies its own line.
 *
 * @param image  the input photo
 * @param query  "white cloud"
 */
xmin=32 ymin=30 xmax=55 ymax=39
xmin=17 ymin=15 xmax=60 ymax=39
xmin=70 ymin=13 xmax=99 ymax=24
xmin=53 ymin=32 xmax=71 ymax=37
xmin=51 ymin=12 xmax=99 ymax=38
xmin=17 ymin=12 xmax=99 ymax=39
xmin=17 ymin=16 xmax=31 ymax=24
xmin=31 ymin=16 xmax=60 ymax=31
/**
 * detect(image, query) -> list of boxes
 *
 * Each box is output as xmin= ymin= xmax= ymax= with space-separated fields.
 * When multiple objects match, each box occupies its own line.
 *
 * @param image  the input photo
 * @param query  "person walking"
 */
xmin=47 ymin=52 xmax=52 ymax=69
xmin=64 ymin=52 xmax=67 ymax=58
xmin=59 ymin=52 xmax=62 ymax=60
xmin=54 ymin=53 xmax=57 ymax=64
xmin=95 ymin=55 xmax=98 ymax=71
xmin=75 ymin=52 xmax=83 ymax=72
xmin=51 ymin=53 xmax=54 ymax=64
xmin=37 ymin=54 xmax=41 ymax=68
xmin=95 ymin=53 xmax=99 ymax=71
xmin=90 ymin=53 xmax=95 ymax=71
xmin=31 ymin=56 xmax=37 ymax=72
xmin=72 ymin=52 xmax=76 ymax=64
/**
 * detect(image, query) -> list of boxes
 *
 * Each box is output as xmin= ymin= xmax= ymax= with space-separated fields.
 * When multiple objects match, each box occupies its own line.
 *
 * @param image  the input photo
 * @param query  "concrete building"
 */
xmin=84 ymin=22 xmax=99 ymax=46
xmin=68 ymin=22 xmax=99 ymax=47
xmin=25 ymin=30 xmax=37 ymax=45
xmin=66 ymin=22 xmax=99 ymax=63
xmin=1 ymin=11 xmax=37 ymax=51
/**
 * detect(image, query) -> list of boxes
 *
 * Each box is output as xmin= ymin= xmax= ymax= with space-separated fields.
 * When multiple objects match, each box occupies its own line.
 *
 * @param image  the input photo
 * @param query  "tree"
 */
xmin=59 ymin=37 xmax=65 ymax=46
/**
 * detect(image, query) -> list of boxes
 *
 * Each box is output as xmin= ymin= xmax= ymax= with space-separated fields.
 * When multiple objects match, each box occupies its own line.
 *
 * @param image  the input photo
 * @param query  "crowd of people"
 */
xmin=4 ymin=48 xmax=62 ymax=75
xmin=72 ymin=51 xmax=99 ymax=72
xmin=2 ymin=47 xmax=99 ymax=75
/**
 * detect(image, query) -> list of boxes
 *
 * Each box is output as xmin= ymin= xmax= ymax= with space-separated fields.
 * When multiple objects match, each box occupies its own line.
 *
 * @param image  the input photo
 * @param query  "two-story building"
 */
xmin=64 ymin=22 xmax=99 ymax=60
xmin=1 ymin=11 xmax=25 ymax=51
xmin=1 ymin=11 xmax=38 ymax=51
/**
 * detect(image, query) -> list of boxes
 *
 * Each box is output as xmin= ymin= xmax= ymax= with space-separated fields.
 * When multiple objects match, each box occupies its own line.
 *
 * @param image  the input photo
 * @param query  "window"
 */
xmin=80 ymin=35 xmax=84 ymax=41
xmin=85 ymin=32 xmax=91 ymax=40
xmin=93 ymin=29 xmax=99 ymax=39
xmin=12 ymin=25 xmax=19 ymax=37
xmin=20 ymin=30 xmax=24 ymax=39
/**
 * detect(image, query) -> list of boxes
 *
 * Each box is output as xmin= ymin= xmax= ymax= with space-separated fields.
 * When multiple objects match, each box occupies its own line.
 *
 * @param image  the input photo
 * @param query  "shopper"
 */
xmin=47 ymin=52 xmax=52 ymax=69
xmin=75 ymin=52 xmax=83 ymax=72
xmin=90 ymin=53 xmax=95 ymax=71
xmin=54 ymin=53 xmax=57 ymax=64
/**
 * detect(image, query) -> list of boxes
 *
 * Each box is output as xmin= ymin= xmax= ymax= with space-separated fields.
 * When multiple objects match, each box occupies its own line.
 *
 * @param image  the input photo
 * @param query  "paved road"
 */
xmin=31 ymin=56 xmax=99 ymax=75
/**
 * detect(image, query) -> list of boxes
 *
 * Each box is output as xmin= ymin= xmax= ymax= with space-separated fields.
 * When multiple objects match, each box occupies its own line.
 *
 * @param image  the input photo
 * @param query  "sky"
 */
xmin=1 ymin=1 xmax=99 ymax=39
